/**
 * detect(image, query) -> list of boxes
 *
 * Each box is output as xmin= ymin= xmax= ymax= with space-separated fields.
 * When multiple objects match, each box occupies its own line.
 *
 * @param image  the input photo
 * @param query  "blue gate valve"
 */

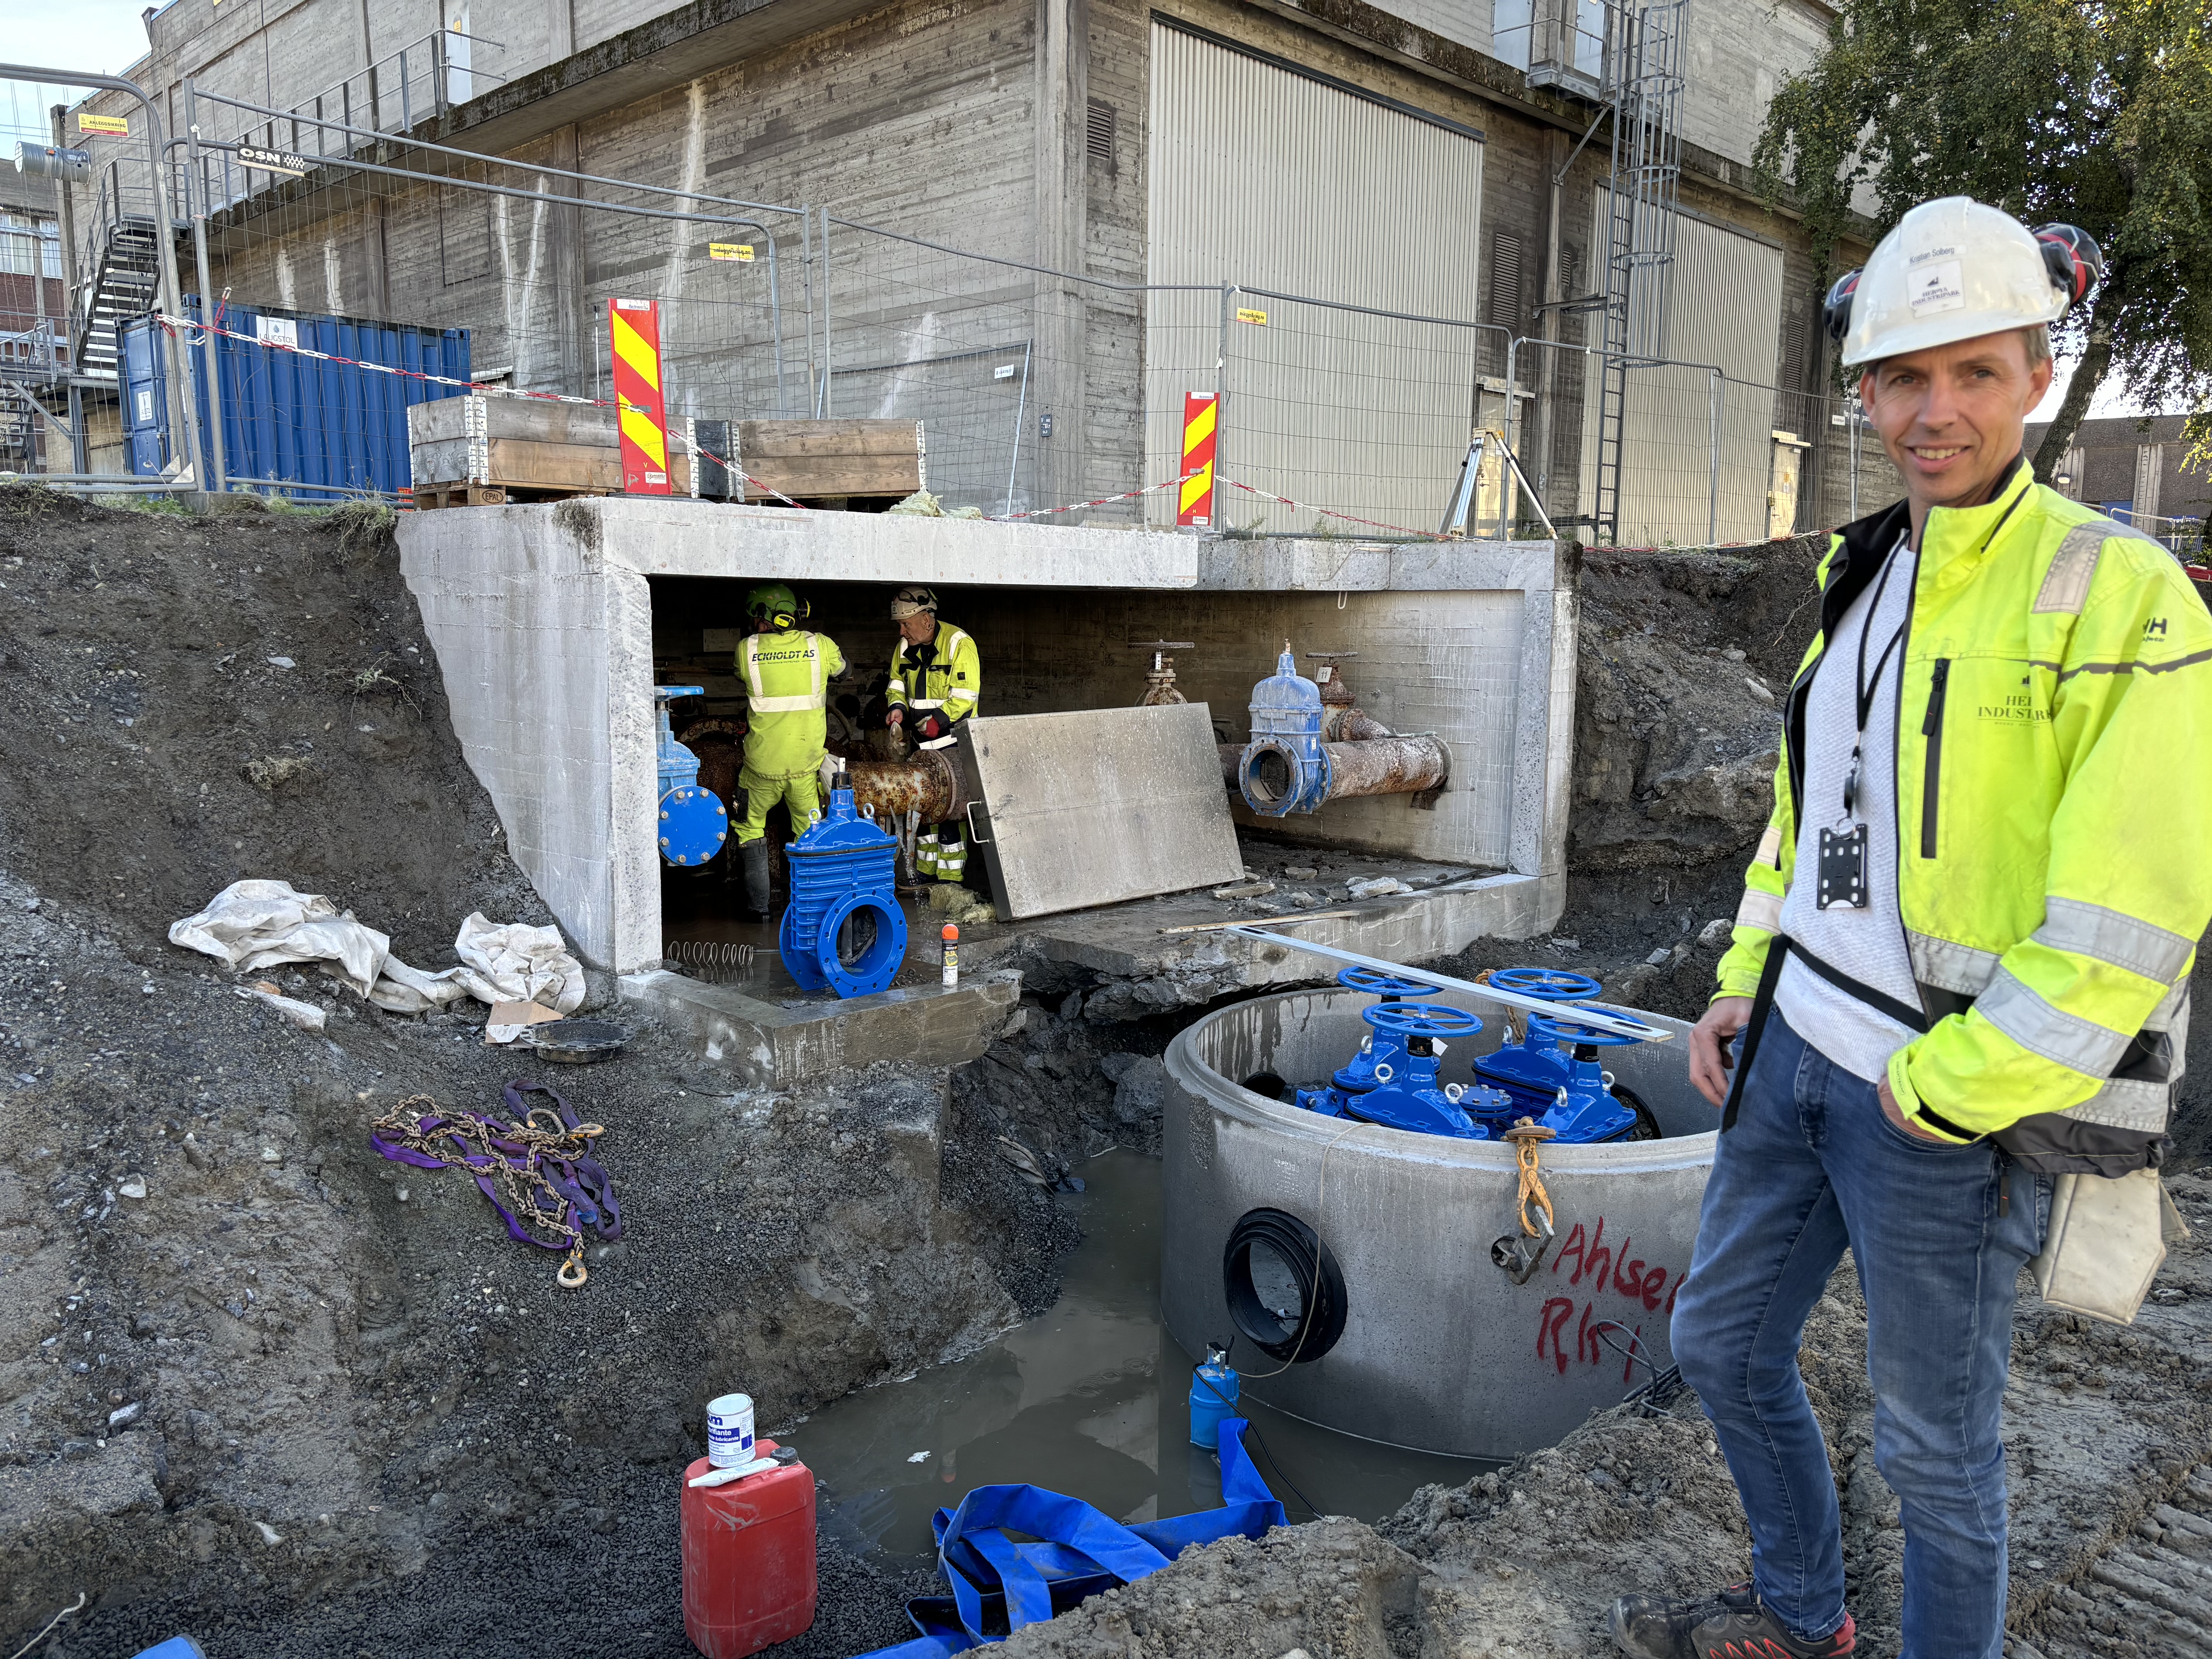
xmin=1328 ymin=965 xmax=1443 ymax=1096
xmin=1470 ymin=966 xmax=1604 ymax=1109
xmin=1238 ymin=643 xmax=1331 ymax=816
xmin=778 ymin=772 xmax=908 ymax=999
xmin=1520 ymin=1010 xmax=1654 ymax=1142
xmin=1330 ymin=1002 xmax=1499 ymax=1137
xmin=655 ymin=685 xmax=728 ymax=867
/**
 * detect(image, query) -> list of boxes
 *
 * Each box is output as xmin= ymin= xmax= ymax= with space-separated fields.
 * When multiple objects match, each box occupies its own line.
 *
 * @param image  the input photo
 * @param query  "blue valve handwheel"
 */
xmin=1364 ymin=1001 xmax=1484 ymax=1040
xmin=1488 ymin=966 xmax=1604 ymax=1002
xmin=1337 ymin=965 xmax=1443 ymax=998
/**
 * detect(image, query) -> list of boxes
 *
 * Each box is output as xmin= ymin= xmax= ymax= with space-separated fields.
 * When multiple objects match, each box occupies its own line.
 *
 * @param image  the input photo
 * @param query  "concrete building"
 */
xmin=2028 ymin=413 xmax=2210 ymax=550
xmin=51 ymin=0 xmax=1886 ymax=540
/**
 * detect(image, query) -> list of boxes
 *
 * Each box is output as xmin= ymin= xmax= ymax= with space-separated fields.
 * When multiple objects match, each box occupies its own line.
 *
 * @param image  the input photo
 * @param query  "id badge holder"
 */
xmin=1817 ymin=824 xmax=1868 ymax=909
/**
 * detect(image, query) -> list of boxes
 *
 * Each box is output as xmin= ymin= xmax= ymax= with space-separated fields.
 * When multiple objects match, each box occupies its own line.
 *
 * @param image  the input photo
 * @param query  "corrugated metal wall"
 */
xmin=1577 ymin=207 xmax=1784 ymax=545
xmin=1146 ymin=24 xmax=1486 ymax=533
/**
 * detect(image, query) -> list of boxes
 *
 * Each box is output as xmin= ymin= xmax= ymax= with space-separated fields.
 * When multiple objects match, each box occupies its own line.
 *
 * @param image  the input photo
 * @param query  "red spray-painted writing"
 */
xmin=1534 ymin=1214 xmax=1683 ymax=1379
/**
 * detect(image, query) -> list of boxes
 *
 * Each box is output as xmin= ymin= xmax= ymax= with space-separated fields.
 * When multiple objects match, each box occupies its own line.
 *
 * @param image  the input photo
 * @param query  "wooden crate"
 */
xmin=407 ymin=396 xmax=690 ymax=507
xmin=694 ymin=417 xmax=926 ymax=503
xmin=408 ymin=398 xmax=922 ymax=508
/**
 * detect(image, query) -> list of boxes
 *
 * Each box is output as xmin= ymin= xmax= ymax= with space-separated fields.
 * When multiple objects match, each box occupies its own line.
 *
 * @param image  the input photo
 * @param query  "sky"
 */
xmin=4 ymin=1 xmax=164 ymax=146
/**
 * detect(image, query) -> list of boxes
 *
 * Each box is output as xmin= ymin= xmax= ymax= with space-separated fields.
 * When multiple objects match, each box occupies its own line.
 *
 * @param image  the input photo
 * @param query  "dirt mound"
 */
xmin=0 ymin=487 xmax=1062 ymax=1655
xmin=0 ymin=486 xmax=543 ymax=965
xmin=1571 ymin=536 xmax=1819 ymax=873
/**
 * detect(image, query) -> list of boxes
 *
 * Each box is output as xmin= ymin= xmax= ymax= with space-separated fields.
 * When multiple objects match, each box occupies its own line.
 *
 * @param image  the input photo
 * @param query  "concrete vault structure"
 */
xmin=397 ymin=502 xmax=1579 ymax=974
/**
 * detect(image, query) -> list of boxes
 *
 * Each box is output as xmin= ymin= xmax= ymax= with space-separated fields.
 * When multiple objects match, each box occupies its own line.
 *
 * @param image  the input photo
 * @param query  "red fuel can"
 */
xmin=680 ymin=1439 xmax=819 ymax=1658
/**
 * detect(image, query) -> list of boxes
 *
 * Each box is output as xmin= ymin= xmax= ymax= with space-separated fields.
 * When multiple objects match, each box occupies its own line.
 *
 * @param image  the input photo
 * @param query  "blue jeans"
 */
xmin=1671 ymin=1010 xmax=2046 ymax=1659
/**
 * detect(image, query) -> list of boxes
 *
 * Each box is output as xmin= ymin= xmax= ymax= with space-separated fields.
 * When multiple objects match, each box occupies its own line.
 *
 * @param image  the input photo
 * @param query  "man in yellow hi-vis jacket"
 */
xmin=1609 ymin=200 xmax=2212 ymax=1659
xmin=884 ymin=585 xmax=981 ymax=883
xmin=733 ymin=582 xmax=843 ymax=917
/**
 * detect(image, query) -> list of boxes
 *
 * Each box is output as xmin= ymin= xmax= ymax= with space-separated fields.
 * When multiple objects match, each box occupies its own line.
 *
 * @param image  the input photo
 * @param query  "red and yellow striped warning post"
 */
xmin=606 ymin=297 xmax=671 ymax=495
xmin=1177 ymin=393 xmax=1217 ymax=528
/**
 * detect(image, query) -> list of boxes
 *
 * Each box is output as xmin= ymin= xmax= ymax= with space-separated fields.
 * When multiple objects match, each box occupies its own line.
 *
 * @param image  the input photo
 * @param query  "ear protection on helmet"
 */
xmin=747 ymin=595 xmax=810 ymax=629
xmin=1821 ymin=268 xmax=1862 ymax=345
xmin=2034 ymin=223 xmax=2103 ymax=307
xmin=1820 ymin=221 xmax=2102 ymax=348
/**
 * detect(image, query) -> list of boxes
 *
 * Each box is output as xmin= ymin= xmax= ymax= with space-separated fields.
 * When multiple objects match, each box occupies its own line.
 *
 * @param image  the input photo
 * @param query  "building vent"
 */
xmin=1086 ymin=99 xmax=1116 ymax=167
xmin=1489 ymin=231 xmax=1525 ymax=333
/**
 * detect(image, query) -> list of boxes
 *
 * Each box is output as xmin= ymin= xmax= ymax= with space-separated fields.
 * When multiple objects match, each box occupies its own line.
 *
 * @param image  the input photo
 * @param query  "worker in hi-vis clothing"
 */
xmin=733 ymin=582 xmax=843 ymax=918
xmin=884 ymin=585 xmax=980 ymax=883
xmin=1607 ymin=199 xmax=2212 ymax=1659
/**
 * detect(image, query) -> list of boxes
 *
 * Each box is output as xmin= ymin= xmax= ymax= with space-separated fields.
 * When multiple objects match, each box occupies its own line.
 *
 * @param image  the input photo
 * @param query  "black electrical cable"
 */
xmin=1188 ymin=1337 xmax=1323 ymax=1521
xmin=1588 ymin=1319 xmax=1688 ymax=1416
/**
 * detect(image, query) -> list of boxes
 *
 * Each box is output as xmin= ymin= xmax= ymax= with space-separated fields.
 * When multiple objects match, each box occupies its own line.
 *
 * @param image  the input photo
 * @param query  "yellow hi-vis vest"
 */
xmin=887 ymin=621 xmax=981 ymax=750
xmin=1715 ymin=459 xmax=2212 ymax=1173
xmin=737 ymin=628 xmax=844 ymax=779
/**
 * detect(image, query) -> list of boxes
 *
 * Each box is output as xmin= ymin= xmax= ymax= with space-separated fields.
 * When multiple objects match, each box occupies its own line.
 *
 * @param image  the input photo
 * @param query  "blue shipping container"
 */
xmin=119 ymin=297 xmax=469 ymax=501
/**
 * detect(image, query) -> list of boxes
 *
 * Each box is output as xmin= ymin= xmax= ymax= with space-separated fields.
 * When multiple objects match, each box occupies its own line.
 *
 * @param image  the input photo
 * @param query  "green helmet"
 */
xmin=747 ymin=582 xmax=807 ymax=629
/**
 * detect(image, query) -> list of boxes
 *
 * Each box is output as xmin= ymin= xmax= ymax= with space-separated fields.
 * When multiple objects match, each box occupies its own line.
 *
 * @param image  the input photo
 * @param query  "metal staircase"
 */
xmin=75 ymin=212 xmax=161 ymax=383
xmin=0 ymin=380 xmax=40 ymax=468
xmin=1589 ymin=0 xmax=1687 ymax=544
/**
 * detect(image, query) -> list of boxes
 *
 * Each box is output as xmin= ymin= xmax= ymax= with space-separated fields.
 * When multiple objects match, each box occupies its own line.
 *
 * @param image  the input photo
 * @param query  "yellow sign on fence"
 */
xmin=1235 ymin=307 xmax=1268 ymax=326
xmin=709 ymin=243 xmax=757 ymax=262
xmin=78 ymin=113 xmax=130 ymax=137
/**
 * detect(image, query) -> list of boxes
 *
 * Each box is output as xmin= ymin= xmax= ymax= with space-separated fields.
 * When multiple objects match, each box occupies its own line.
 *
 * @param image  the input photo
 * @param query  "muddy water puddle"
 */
xmin=793 ymin=1149 xmax=1493 ymax=1562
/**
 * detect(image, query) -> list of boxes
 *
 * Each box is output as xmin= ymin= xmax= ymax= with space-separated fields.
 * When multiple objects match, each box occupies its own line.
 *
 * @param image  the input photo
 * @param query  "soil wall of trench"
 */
xmin=4 ymin=487 xmax=2211 ymax=1658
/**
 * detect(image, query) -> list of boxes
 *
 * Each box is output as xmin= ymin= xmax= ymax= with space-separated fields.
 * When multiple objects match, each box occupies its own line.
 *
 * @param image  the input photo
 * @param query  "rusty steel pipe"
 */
xmin=1322 ymin=706 xmax=1395 ymax=744
xmin=1317 ymin=734 xmax=1448 ymax=800
xmin=845 ymin=750 xmax=965 ymax=823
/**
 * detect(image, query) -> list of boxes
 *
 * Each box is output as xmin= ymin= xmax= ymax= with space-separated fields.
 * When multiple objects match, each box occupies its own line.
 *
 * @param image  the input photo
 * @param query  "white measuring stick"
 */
xmin=1225 ymin=927 xmax=1674 ymax=1044
xmin=689 ymin=1456 xmax=779 ymax=1488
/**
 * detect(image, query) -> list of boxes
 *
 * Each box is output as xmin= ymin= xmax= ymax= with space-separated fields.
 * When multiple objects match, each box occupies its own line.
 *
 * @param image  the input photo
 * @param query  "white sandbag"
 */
xmin=170 ymin=879 xmax=390 ymax=998
xmin=451 ymin=913 xmax=585 ymax=1014
xmin=364 ymin=956 xmax=472 ymax=1015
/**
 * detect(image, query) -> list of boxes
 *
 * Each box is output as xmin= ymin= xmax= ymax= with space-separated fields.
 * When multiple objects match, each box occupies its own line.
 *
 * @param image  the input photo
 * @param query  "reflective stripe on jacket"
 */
xmin=737 ymin=629 xmax=844 ymax=779
xmin=888 ymin=621 xmax=981 ymax=749
xmin=1714 ymin=460 xmax=2212 ymax=1173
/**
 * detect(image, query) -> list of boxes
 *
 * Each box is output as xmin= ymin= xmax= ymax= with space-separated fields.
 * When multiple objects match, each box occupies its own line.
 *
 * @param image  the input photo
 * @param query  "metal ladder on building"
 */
xmin=1590 ymin=0 xmax=1686 ymax=545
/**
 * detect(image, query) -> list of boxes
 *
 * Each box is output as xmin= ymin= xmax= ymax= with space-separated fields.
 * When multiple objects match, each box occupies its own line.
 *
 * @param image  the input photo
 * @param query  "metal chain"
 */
xmin=371 ymin=1095 xmax=606 ymax=1284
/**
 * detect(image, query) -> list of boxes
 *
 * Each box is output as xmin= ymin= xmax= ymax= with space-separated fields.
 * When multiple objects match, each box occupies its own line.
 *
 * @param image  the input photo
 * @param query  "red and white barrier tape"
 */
xmin=987 ymin=472 xmax=1195 ymax=522
xmin=154 ymin=311 xmax=807 ymax=509
xmin=1220 ymin=478 xmax=1448 ymax=541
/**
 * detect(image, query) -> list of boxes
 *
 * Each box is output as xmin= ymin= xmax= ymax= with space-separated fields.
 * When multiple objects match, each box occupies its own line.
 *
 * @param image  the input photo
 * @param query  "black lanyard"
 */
xmin=1843 ymin=536 xmax=1909 ymax=819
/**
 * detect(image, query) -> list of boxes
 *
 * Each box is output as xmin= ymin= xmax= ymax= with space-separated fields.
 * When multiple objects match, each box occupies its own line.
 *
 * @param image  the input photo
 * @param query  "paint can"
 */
xmin=942 ymin=923 xmax=959 ymax=989
xmin=707 ymin=1392 xmax=757 ymax=1467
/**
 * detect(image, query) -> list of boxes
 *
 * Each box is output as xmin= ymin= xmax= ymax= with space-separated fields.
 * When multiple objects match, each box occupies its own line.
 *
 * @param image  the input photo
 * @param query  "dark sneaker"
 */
xmin=1607 ymin=1580 xmax=1855 ymax=1659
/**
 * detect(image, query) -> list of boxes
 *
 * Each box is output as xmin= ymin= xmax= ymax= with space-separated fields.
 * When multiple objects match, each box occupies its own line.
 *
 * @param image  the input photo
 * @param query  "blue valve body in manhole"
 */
xmin=778 ymin=779 xmax=907 ymax=999
xmin=655 ymin=685 xmax=728 ymax=867
xmin=1293 ymin=963 xmax=1658 ymax=1144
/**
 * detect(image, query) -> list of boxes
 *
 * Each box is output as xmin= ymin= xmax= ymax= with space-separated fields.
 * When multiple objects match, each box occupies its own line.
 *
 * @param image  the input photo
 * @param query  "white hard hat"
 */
xmin=1826 ymin=197 xmax=2102 ymax=367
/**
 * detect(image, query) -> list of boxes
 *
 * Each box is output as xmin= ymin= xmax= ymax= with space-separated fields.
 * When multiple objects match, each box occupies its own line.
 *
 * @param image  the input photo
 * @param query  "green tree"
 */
xmin=1755 ymin=0 xmax=2212 ymax=482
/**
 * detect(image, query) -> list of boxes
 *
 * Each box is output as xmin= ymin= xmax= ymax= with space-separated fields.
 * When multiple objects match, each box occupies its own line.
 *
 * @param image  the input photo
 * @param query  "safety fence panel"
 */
xmin=1178 ymin=291 xmax=1494 ymax=537
xmin=584 ymin=208 xmax=809 ymax=430
xmin=820 ymin=222 xmax=1052 ymax=516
